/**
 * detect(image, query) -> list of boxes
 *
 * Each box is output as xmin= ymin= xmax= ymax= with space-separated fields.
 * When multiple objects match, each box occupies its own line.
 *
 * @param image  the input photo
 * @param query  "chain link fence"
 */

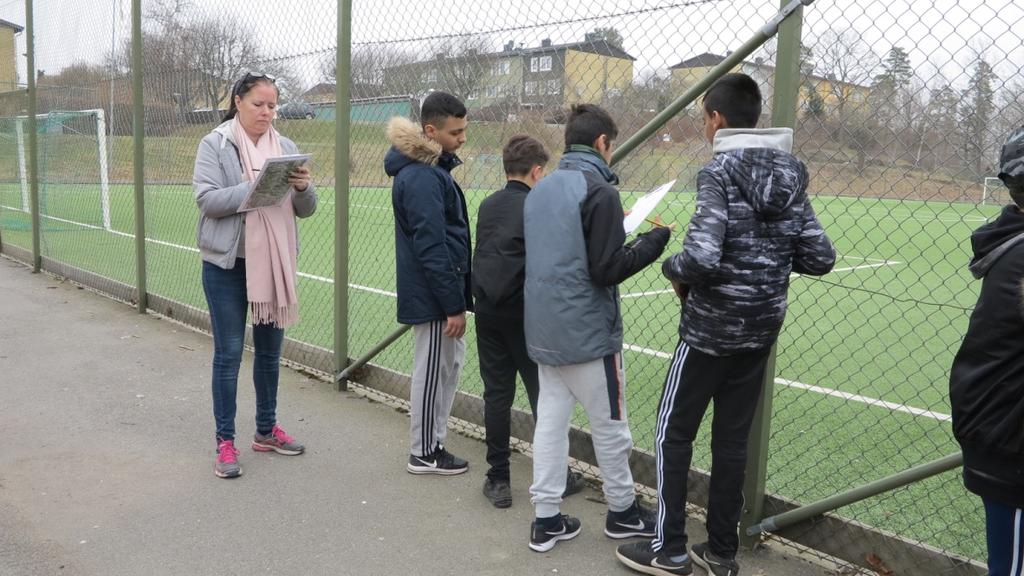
xmin=2 ymin=0 xmax=1022 ymax=572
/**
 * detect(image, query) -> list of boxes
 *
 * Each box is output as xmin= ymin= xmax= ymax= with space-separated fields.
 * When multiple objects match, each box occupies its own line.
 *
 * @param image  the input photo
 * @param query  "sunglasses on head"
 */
xmin=233 ymin=72 xmax=276 ymax=97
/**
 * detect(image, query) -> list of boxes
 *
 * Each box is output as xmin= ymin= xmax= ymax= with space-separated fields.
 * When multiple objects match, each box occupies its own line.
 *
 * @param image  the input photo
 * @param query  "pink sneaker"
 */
xmin=252 ymin=424 xmax=305 ymax=455
xmin=215 ymin=440 xmax=242 ymax=478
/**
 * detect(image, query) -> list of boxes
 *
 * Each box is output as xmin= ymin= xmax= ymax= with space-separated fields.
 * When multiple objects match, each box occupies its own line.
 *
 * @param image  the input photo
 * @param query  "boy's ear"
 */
xmin=711 ymin=110 xmax=728 ymax=130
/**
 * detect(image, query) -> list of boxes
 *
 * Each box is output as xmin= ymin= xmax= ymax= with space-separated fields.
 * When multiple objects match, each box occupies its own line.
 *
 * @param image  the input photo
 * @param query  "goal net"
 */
xmin=0 ymin=109 xmax=110 ymax=230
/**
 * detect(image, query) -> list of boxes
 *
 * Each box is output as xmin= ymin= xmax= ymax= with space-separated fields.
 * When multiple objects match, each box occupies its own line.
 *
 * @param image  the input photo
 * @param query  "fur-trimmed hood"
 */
xmin=384 ymin=116 xmax=443 ymax=176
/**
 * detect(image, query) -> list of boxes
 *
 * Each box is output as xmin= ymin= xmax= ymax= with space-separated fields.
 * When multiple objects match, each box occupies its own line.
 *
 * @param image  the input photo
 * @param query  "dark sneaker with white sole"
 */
xmin=529 ymin=513 xmax=582 ymax=552
xmin=483 ymin=477 xmax=512 ymax=508
xmin=605 ymin=500 xmax=658 ymax=539
xmin=690 ymin=542 xmax=740 ymax=576
xmin=407 ymin=447 xmax=469 ymax=475
xmin=616 ymin=540 xmax=693 ymax=575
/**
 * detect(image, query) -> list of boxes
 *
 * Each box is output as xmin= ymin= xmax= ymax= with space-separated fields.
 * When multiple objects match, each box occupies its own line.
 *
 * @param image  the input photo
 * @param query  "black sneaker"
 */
xmin=690 ymin=542 xmax=740 ymax=576
xmin=605 ymin=501 xmax=658 ymax=539
xmin=483 ymin=477 xmax=512 ymax=508
xmin=616 ymin=540 xmax=693 ymax=575
xmin=563 ymin=469 xmax=585 ymax=497
xmin=529 ymin=513 xmax=582 ymax=552
xmin=406 ymin=447 xmax=469 ymax=475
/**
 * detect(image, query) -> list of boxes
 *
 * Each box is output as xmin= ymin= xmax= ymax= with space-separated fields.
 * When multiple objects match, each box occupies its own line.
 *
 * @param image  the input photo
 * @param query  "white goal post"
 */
xmin=982 ymin=176 xmax=1007 ymax=207
xmin=13 ymin=108 xmax=110 ymax=229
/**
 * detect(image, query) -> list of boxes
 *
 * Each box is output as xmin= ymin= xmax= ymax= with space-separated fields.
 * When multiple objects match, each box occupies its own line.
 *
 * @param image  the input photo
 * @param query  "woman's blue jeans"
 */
xmin=202 ymin=259 xmax=284 ymax=443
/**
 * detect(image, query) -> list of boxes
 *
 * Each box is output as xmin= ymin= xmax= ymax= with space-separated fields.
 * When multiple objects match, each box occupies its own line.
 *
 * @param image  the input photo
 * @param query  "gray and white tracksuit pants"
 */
xmin=410 ymin=320 xmax=464 ymax=458
xmin=530 ymin=353 xmax=636 ymax=517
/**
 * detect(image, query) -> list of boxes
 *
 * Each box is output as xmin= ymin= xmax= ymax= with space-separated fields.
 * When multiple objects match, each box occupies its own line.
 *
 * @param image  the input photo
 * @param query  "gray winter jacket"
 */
xmin=663 ymin=128 xmax=835 ymax=356
xmin=524 ymin=150 xmax=669 ymax=366
xmin=193 ymin=121 xmax=318 ymax=269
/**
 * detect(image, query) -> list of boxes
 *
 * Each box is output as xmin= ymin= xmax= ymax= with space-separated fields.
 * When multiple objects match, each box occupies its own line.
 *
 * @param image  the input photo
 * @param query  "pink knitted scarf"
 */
xmin=232 ymin=118 xmax=299 ymax=328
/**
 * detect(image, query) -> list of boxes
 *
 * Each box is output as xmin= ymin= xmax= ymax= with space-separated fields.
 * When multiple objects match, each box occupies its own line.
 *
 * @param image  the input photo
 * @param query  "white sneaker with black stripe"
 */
xmin=406 ymin=447 xmax=469 ymax=475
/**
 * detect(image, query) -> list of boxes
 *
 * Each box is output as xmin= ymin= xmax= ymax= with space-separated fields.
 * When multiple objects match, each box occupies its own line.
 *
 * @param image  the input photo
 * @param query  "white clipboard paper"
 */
xmin=623 ymin=179 xmax=676 ymax=235
xmin=238 ymin=154 xmax=311 ymax=212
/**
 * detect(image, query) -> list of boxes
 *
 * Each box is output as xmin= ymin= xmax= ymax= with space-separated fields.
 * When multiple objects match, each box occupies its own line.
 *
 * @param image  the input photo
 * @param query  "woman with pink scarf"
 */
xmin=193 ymin=73 xmax=318 ymax=478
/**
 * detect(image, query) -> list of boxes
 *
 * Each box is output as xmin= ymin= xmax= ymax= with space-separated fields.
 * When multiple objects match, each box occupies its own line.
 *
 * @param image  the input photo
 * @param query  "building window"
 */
xmin=491 ymin=60 xmax=510 ymax=76
xmin=486 ymin=85 xmax=498 ymax=98
xmin=530 ymin=55 xmax=553 ymax=73
xmin=467 ymin=89 xmax=479 ymax=101
xmin=525 ymin=81 xmax=537 ymax=95
xmin=545 ymin=79 xmax=561 ymax=95
xmin=422 ymin=69 xmax=437 ymax=83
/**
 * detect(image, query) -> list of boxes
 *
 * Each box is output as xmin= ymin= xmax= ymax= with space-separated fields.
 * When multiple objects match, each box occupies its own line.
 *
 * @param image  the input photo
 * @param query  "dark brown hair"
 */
xmin=503 ymin=135 xmax=550 ymax=176
xmin=564 ymin=103 xmax=618 ymax=148
xmin=222 ymin=73 xmax=278 ymax=122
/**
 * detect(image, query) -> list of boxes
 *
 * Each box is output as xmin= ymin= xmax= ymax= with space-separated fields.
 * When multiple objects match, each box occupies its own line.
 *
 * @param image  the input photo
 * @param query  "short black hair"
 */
xmin=564 ymin=104 xmax=618 ymax=148
xmin=703 ymin=73 xmax=762 ymax=129
xmin=420 ymin=91 xmax=467 ymax=128
xmin=503 ymin=135 xmax=550 ymax=176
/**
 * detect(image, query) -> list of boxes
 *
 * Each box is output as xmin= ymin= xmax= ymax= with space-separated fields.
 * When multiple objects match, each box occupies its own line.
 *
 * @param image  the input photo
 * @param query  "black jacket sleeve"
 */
xmin=581 ymin=179 xmax=671 ymax=287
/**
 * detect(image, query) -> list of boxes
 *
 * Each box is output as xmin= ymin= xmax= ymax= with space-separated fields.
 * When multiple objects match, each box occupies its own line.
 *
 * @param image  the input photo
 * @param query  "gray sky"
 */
xmin=1 ymin=0 xmax=1021 ymax=92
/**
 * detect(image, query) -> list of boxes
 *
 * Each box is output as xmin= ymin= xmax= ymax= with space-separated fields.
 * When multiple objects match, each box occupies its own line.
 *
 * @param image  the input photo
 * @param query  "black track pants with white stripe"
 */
xmin=651 ymin=340 xmax=770 ymax=558
xmin=410 ymin=320 xmax=465 ymax=458
xmin=984 ymin=496 xmax=1024 ymax=576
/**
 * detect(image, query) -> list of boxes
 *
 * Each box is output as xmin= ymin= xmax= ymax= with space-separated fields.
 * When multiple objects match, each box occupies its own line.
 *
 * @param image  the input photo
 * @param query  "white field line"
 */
xmin=0 ymin=204 xmax=396 ymax=297
xmin=4 ymin=204 xmax=946 ymax=421
xmin=621 ymin=260 xmax=901 ymax=299
xmin=620 ymin=343 xmax=950 ymax=422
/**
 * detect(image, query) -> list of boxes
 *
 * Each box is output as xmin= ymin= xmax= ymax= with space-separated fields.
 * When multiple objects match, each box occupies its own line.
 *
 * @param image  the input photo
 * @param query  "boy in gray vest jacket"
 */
xmin=524 ymin=104 xmax=672 ymax=552
xmin=617 ymin=73 xmax=835 ymax=576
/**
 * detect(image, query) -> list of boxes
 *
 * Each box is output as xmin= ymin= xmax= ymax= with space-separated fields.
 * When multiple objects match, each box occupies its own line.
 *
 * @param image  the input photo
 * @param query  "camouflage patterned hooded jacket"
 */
xmin=662 ymin=128 xmax=835 ymax=356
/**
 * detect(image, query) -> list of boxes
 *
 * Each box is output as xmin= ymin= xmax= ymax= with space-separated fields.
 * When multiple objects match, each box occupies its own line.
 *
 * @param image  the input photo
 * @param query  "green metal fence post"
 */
xmin=131 ymin=0 xmax=147 ymax=313
xmin=738 ymin=0 xmax=805 ymax=549
xmin=334 ymin=0 xmax=352 ymax=391
xmin=25 ymin=0 xmax=39 ymax=272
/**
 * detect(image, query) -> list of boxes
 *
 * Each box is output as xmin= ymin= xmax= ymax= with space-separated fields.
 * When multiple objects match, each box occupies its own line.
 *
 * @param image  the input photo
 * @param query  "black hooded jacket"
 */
xmin=949 ymin=204 xmax=1024 ymax=508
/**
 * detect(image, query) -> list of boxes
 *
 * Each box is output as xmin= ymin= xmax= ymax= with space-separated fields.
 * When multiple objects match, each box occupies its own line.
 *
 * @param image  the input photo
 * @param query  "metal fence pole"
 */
xmin=25 ymin=0 xmax=39 ymax=272
xmin=747 ymin=452 xmax=964 ymax=536
xmin=738 ymin=0 xmax=805 ymax=549
xmin=611 ymin=0 xmax=814 ymax=165
xmin=334 ymin=0 xmax=352 ymax=391
xmin=131 ymin=0 xmax=147 ymax=313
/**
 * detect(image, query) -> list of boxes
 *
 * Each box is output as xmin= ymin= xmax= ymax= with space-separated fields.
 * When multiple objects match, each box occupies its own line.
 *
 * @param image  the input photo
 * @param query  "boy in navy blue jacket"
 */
xmin=617 ymin=74 xmax=835 ymax=576
xmin=384 ymin=92 xmax=472 ymax=475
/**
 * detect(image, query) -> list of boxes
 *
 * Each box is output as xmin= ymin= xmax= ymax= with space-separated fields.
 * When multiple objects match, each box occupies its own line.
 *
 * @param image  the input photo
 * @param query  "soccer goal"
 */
xmin=1 ymin=109 xmax=111 ymax=230
xmin=982 ymin=176 xmax=1008 ymax=207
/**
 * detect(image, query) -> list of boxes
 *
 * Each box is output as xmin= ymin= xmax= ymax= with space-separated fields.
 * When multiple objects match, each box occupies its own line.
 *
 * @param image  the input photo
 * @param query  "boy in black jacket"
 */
xmin=473 ymin=135 xmax=584 ymax=508
xmin=617 ymin=74 xmax=835 ymax=576
xmin=950 ymin=127 xmax=1024 ymax=576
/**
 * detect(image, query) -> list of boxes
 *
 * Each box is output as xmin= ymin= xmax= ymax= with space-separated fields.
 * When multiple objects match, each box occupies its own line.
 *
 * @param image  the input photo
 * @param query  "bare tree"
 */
xmin=107 ymin=7 xmax=289 ymax=114
xmin=432 ymin=36 xmax=494 ymax=101
xmin=812 ymin=28 xmax=874 ymax=123
xmin=323 ymin=44 xmax=418 ymax=92
xmin=186 ymin=17 xmax=262 ymax=110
